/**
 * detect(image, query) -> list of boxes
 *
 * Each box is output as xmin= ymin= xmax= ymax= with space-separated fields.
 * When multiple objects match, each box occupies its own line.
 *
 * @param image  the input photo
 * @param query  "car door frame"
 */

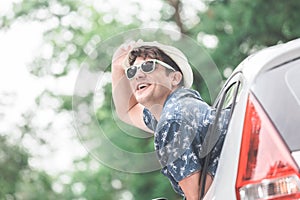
xmin=200 ymin=71 xmax=244 ymax=199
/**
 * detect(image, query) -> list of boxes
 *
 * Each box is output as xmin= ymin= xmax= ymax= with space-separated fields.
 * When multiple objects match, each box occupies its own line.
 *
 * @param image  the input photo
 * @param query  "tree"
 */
xmin=194 ymin=0 xmax=300 ymax=71
xmin=0 ymin=134 xmax=60 ymax=199
xmin=0 ymin=135 xmax=28 ymax=197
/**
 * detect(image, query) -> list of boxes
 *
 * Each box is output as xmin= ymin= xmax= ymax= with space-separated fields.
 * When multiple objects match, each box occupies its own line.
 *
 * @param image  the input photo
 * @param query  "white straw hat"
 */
xmin=125 ymin=41 xmax=194 ymax=88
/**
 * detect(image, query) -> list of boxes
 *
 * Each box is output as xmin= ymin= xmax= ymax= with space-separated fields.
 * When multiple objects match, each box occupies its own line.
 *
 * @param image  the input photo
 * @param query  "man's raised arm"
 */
xmin=111 ymin=41 xmax=152 ymax=133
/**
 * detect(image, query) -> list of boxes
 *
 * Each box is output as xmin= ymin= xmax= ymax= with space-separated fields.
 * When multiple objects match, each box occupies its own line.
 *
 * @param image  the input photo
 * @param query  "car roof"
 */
xmin=234 ymin=38 xmax=300 ymax=83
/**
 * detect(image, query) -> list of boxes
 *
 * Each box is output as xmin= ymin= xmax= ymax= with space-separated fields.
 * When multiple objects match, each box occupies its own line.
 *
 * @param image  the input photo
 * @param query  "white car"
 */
xmin=202 ymin=38 xmax=300 ymax=200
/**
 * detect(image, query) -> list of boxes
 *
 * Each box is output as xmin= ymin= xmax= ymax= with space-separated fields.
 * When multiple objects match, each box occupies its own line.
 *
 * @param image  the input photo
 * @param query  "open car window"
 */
xmin=200 ymin=73 xmax=243 ymax=199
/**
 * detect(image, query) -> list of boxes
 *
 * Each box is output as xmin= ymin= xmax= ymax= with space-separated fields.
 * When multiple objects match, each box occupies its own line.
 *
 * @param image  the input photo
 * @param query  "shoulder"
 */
xmin=169 ymin=87 xmax=202 ymax=101
xmin=163 ymin=88 xmax=211 ymax=120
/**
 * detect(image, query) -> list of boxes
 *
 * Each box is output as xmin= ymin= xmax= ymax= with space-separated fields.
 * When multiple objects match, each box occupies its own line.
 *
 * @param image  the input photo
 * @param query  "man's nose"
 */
xmin=135 ymin=68 xmax=146 ymax=79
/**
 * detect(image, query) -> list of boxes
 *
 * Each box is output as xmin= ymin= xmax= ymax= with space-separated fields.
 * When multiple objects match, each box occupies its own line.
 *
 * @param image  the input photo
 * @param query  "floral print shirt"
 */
xmin=143 ymin=88 xmax=230 ymax=196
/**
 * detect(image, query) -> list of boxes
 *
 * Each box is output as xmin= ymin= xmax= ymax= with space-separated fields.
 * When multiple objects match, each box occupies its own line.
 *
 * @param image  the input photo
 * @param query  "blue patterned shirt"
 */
xmin=143 ymin=88 xmax=229 ymax=196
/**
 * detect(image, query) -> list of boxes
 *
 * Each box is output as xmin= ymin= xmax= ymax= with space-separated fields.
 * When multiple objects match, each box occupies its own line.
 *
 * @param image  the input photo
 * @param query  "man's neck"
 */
xmin=146 ymin=86 xmax=181 ymax=121
xmin=148 ymin=104 xmax=164 ymax=121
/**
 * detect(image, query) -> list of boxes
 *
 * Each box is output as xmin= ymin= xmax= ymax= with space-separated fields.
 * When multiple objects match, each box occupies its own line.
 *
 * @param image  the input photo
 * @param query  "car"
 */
xmin=201 ymin=38 xmax=300 ymax=200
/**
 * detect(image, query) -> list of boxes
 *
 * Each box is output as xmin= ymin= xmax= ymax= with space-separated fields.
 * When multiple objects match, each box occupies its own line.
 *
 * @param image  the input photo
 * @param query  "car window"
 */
xmin=222 ymin=81 xmax=241 ymax=110
xmin=213 ymin=74 xmax=242 ymax=131
xmin=252 ymin=58 xmax=300 ymax=151
xmin=285 ymin=63 xmax=300 ymax=108
xmin=212 ymin=80 xmax=241 ymax=149
xmin=200 ymin=74 xmax=242 ymax=199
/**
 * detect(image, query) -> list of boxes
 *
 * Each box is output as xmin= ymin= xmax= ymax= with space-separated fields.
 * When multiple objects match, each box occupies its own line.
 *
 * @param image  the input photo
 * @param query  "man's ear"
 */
xmin=171 ymin=71 xmax=183 ymax=86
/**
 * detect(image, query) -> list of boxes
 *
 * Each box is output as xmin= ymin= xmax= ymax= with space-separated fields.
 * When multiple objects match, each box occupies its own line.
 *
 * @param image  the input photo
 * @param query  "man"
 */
xmin=111 ymin=41 xmax=227 ymax=200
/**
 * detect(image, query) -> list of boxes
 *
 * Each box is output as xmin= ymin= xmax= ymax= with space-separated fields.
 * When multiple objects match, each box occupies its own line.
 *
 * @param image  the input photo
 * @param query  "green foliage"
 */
xmin=0 ymin=135 xmax=59 ymax=199
xmin=57 ymin=156 xmax=181 ymax=199
xmin=193 ymin=0 xmax=300 ymax=72
xmin=0 ymin=135 xmax=28 ymax=197
xmin=15 ymin=170 xmax=60 ymax=200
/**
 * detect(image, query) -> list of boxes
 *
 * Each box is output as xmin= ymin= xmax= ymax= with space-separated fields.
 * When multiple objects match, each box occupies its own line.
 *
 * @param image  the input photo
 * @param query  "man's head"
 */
xmin=123 ymin=41 xmax=193 ymax=88
xmin=126 ymin=45 xmax=185 ymax=86
xmin=122 ymin=41 xmax=193 ymax=108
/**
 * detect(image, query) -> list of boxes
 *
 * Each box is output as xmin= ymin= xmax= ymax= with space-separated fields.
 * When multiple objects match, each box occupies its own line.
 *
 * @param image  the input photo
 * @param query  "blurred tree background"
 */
xmin=0 ymin=0 xmax=299 ymax=199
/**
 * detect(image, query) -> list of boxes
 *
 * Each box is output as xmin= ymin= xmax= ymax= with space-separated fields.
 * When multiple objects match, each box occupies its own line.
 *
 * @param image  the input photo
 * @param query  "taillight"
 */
xmin=236 ymin=94 xmax=300 ymax=200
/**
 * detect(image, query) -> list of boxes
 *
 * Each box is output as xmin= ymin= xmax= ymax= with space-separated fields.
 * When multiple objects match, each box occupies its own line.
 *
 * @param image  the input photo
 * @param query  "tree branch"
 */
xmin=166 ymin=0 xmax=187 ymax=34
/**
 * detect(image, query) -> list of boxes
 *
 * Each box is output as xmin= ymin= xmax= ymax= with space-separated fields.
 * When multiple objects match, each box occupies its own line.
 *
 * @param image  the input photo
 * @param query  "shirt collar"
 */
xmin=163 ymin=87 xmax=202 ymax=108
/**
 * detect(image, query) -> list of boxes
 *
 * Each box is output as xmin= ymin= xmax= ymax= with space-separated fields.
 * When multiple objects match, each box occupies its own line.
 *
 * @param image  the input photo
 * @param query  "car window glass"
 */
xmin=253 ymin=59 xmax=300 ymax=151
xmin=212 ymin=80 xmax=241 ymax=143
xmin=222 ymin=81 xmax=241 ymax=110
xmin=200 ymin=79 xmax=242 ymax=199
xmin=285 ymin=65 xmax=300 ymax=107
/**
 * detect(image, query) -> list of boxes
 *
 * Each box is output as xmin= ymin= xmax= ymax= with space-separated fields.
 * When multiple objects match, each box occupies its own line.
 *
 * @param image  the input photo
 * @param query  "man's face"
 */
xmin=128 ymin=57 xmax=175 ymax=108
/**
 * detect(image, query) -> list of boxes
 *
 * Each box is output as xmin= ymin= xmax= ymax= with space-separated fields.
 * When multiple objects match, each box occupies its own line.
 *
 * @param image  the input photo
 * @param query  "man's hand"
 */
xmin=112 ymin=40 xmax=143 ymax=69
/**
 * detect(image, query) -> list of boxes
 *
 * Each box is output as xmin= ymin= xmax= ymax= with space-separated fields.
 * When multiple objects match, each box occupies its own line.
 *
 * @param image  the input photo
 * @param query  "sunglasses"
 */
xmin=125 ymin=59 xmax=175 ymax=80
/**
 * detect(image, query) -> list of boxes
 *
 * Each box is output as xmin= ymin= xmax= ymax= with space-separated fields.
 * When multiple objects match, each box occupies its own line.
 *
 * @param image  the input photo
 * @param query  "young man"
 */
xmin=112 ymin=41 xmax=227 ymax=200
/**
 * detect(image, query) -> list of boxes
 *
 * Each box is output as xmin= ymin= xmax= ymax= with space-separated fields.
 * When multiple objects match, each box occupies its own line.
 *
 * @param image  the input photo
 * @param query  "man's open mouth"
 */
xmin=137 ymin=83 xmax=151 ymax=91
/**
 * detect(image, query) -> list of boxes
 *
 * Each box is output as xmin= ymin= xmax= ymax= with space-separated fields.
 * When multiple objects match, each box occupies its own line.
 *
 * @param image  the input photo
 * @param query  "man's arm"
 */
xmin=111 ymin=41 xmax=152 ymax=133
xmin=178 ymin=172 xmax=212 ymax=200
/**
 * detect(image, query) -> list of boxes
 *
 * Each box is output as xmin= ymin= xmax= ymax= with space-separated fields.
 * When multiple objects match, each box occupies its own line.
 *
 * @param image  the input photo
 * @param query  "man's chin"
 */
xmin=135 ymin=87 xmax=151 ymax=101
xmin=135 ymin=95 xmax=148 ymax=105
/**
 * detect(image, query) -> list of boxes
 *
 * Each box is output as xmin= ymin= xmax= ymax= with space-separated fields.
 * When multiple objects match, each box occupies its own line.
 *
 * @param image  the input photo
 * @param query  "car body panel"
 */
xmin=203 ymin=38 xmax=300 ymax=200
xmin=293 ymin=151 xmax=300 ymax=167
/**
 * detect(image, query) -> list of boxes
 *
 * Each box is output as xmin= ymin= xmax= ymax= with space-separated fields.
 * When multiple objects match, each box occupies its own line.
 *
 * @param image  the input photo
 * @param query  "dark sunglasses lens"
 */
xmin=126 ymin=66 xmax=137 ymax=79
xmin=141 ymin=61 xmax=155 ymax=72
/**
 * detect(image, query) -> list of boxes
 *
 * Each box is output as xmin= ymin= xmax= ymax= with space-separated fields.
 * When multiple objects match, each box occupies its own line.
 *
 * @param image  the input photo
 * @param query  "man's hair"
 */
xmin=127 ymin=46 xmax=184 ymax=86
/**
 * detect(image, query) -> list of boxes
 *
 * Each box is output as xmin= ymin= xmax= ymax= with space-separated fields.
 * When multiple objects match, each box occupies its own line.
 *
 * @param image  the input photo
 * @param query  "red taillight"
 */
xmin=236 ymin=94 xmax=300 ymax=200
